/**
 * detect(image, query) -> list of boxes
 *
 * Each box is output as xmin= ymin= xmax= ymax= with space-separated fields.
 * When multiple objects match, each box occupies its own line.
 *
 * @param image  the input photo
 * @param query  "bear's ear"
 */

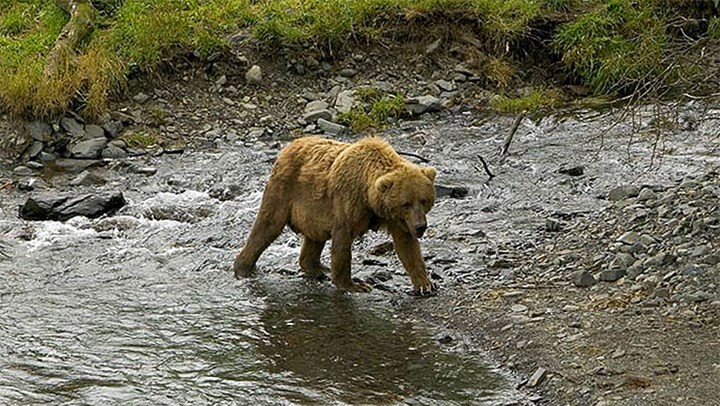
xmin=375 ymin=174 xmax=394 ymax=193
xmin=421 ymin=166 xmax=437 ymax=181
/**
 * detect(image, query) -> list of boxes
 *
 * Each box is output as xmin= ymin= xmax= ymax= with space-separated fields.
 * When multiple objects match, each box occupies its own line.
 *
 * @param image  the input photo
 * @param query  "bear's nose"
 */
xmin=415 ymin=224 xmax=427 ymax=238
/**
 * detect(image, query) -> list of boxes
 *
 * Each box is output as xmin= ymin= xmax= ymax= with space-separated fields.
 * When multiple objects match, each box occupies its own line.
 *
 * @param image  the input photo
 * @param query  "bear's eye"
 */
xmin=420 ymin=199 xmax=428 ymax=206
xmin=402 ymin=203 xmax=413 ymax=209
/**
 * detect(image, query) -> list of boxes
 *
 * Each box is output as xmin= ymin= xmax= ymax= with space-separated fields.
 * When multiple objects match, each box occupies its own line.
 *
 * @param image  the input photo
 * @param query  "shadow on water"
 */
xmin=244 ymin=280 xmax=504 ymax=405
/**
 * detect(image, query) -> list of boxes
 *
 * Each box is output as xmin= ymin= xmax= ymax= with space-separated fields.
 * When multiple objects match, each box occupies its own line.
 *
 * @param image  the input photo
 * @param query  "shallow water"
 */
xmin=2 ymin=107 xmax=719 ymax=405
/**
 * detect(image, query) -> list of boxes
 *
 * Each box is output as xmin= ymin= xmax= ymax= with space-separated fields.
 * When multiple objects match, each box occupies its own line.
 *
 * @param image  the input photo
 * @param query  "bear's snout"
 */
xmin=414 ymin=223 xmax=427 ymax=238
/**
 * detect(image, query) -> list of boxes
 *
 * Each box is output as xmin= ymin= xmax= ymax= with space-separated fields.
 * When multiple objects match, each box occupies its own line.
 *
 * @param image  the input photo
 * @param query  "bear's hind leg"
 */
xmin=233 ymin=182 xmax=290 ymax=278
xmin=300 ymin=238 xmax=329 ymax=280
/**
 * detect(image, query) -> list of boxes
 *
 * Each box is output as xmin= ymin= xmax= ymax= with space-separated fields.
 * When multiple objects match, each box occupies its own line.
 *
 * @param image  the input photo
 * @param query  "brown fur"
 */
xmin=233 ymin=136 xmax=438 ymax=294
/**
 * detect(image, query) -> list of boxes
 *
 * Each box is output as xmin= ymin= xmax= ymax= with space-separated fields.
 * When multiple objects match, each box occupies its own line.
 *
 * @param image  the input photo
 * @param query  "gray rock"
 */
xmin=25 ymin=121 xmax=52 ymax=142
xmin=545 ymin=218 xmax=564 ymax=232
xmin=53 ymin=159 xmax=103 ymax=173
xmin=646 ymin=251 xmax=674 ymax=267
xmin=435 ymin=184 xmax=469 ymax=199
xmin=102 ymin=120 xmax=124 ymax=138
xmin=691 ymin=245 xmax=711 ymax=257
xmin=702 ymin=254 xmax=720 ymax=266
xmin=60 ymin=116 xmax=86 ymax=138
xmin=69 ymin=170 xmax=107 ymax=186
xmin=434 ymin=79 xmax=456 ymax=92
xmin=637 ymin=187 xmax=658 ymax=201
xmin=617 ymin=231 xmax=640 ymax=245
xmin=70 ymin=137 xmax=108 ymax=159
xmin=245 ymin=65 xmax=262 ymax=85
xmin=527 ymin=367 xmax=547 ymax=388
xmin=334 ymin=90 xmax=356 ymax=114
xmin=608 ymin=185 xmax=640 ymax=201
xmin=209 ymin=184 xmax=243 ymax=201
xmin=247 ymin=127 xmax=266 ymax=139
xmin=13 ymin=166 xmax=33 ymax=176
xmin=304 ymin=100 xmax=330 ymax=114
xmin=317 ymin=118 xmax=348 ymax=136
xmin=339 ymin=68 xmax=357 ymax=78
xmin=406 ymin=95 xmax=442 ymax=115
xmin=611 ymin=253 xmax=636 ymax=270
xmin=101 ymin=145 xmax=128 ymax=159
xmin=425 ymin=38 xmax=442 ymax=55
xmin=600 ymin=268 xmax=626 ymax=282
xmin=132 ymin=92 xmax=150 ymax=103
xmin=129 ymin=166 xmax=157 ymax=176
xmin=572 ymin=270 xmax=597 ymax=287
xmin=303 ymin=109 xmax=333 ymax=123
xmin=682 ymin=264 xmax=704 ymax=275
xmin=19 ymin=192 xmax=126 ymax=221
xmin=639 ymin=234 xmax=657 ymax=246
xmin=26 ymin=161 xmax=44 ymax=170
xmin=85 ymin=124 xmax=105 ymax=140
xmin=215 ymin=75 xmax=227 ymax=86
xmin=28 ymin=141 xmax=43 ymax=158
xmin=626 ymin=264 xmax=645 ymax=280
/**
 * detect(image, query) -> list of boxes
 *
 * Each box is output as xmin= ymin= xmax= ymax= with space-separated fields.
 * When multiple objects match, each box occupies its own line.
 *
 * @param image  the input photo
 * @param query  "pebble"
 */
xmin=527 ymin=367 xmax=547 ymax=387
xmin=511 ymin=304 xmax=528 ymax=313
xmin=617 ymin=231 xmax=640 ymax=245
xmin=600 ymin=268 xmax=625 ymax=282
xmin=572 ymin=270 xmax=597 ymax=287
xmin=637 ymin=187 xmax=658 ymax=201
xmin=245 ymin=65 xmax=262 ymax=85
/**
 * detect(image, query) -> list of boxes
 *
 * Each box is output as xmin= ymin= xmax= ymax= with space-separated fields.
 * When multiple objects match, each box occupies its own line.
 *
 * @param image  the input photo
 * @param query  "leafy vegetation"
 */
xmin=489 ymin=88 xmax=559 ymax=113
xmin=1 ymin=0 xmax=719 ymax=119
xmin=339 ymin=87 xmax=407 ymax=132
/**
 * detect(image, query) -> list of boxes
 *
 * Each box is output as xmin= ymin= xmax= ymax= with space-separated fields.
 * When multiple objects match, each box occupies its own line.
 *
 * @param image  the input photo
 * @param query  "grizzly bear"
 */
xmin=233 ymin=136 xmax=438 ymax=295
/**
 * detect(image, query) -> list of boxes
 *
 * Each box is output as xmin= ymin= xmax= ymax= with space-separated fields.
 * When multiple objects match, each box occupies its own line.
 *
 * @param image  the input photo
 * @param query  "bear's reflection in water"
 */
xmin=254 ymin=281 xmax=503 ymax=404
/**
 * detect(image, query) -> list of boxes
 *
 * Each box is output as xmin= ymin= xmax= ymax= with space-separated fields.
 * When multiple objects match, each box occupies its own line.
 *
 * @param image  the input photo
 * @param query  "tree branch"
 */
xmin=44 ymin=0 xmax=97 ymax=77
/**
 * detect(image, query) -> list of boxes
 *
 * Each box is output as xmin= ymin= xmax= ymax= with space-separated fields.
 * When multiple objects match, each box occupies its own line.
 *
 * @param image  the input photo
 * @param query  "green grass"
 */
xmin=1 ymin=0 xmax=719 ymax=119
xmin=338 ymin=87 xmax=406 ymax=132
xmin=489 ymin=88 xmax=559 ymax=113
xmin=553 ymin=0 xmax=665 ymax=94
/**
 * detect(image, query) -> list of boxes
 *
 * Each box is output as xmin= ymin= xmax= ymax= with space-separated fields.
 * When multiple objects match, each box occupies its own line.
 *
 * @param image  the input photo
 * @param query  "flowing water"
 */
xmin=1 ymin=107 xmax=719 ymax=405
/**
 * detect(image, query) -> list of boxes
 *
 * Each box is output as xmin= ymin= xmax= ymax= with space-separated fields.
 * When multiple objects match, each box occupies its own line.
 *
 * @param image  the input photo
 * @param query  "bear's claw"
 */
xmin=413 ymin=281 xmax=439 ymax=297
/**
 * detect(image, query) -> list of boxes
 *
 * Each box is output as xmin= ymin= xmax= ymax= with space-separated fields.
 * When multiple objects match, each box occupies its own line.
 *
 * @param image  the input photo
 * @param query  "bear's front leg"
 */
xmin=390 ymin=225 xmax=438 ymax=296
xmin=330 ymin=224 xmax=372 ymax=293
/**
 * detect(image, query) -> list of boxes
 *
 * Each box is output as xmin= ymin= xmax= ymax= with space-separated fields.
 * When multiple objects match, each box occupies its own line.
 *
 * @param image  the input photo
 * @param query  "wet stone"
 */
xmin=406 ymin=95 xmax=442 ymax=115
xmin=13 ymin=166 xmax=33 ymax=176
xmin=102 ymin=145 xmax=128 ymax=159
xmin=527 ymin=367 xmax=547 ymax=388
xmin=572 ymin=270 xmax=597 ymax=287
xmin=545 ymin=218 xmax=564 ymax=232
xmin=69 ymin=170 xmax=107 ymax=186
xmin=435 ymin=184 xmax=469 ymax=199
xmin=70 ymin=138 xmax=108 ymax=159
xmin=19 ymin=192 xmax=126 ymax=221
xmin=637 ymin=187 xmax=658 ymax=202
xmin=600 ymin=268 xmax=625 ymax=282
xmin=626 ymin=264 xmax=645 ymax=280
xmin=608 ymin=185 xmax=640 ymax=201
xmin=558 ymin=165 xmax=585 ymax=176
xmin=617 ymin=231 xmax=640 ymax=245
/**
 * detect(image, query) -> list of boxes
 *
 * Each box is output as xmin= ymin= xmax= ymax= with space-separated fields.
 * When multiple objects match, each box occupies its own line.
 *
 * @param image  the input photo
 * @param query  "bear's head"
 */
xmin=373 ymin=165 xmax=437 ymax=238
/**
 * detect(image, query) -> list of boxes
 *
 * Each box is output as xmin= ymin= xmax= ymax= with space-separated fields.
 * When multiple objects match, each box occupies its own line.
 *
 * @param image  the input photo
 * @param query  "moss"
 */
xmin=120 ymin=131 xmax=161 ymax=148
xmin=489 ymin=88 xmax=559 ymax=113
xmin=339 ymin=88 xmax=406 ymax=132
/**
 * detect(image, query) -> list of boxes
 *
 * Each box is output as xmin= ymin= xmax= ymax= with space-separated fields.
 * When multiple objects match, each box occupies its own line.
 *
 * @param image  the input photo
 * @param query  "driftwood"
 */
xmin=476 ymin=154 xmax=494 ymax=179
xmin=44 ymin=0 xmax=97 ymax=77
xmin=501 ymin=112 xmax=526 ymax=156
xmin=398 ymin=151 xmax=430 ymax=163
